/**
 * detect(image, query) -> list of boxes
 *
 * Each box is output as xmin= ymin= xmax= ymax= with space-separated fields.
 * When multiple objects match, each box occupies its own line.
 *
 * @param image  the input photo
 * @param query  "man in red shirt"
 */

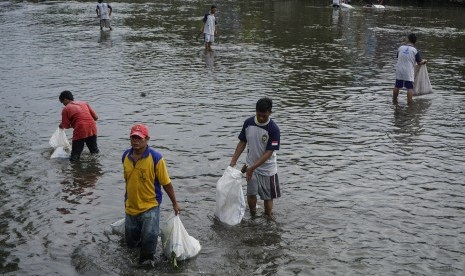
xmin=58 ymin=90 xmax=99 ymax=161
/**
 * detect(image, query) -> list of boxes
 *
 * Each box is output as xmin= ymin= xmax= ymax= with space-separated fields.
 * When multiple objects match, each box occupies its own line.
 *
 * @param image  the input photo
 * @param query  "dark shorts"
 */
xmin=395 ymin=79 xmax=414 ymax=89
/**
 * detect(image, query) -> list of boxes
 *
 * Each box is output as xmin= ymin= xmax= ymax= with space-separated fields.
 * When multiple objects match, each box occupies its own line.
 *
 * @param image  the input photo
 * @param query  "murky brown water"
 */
xmin=1 ymin=0 xmax=464 ymax=275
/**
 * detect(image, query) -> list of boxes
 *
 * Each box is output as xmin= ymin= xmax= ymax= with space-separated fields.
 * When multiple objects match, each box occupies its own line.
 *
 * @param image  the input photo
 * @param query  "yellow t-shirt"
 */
xmin=122 ymin=147 xmax=171 ymax=216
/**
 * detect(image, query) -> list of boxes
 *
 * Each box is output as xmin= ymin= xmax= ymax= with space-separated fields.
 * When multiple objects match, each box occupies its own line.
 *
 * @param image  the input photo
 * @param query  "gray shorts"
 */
xmin=247 ymin=172 xmax=280 ymax=200
xmin=100 ymin=19 xmax=111 ymax=28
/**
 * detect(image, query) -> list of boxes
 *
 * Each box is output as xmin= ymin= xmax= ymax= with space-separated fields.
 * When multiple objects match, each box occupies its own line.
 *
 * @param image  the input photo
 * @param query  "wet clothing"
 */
xmin=125 ymin=206 xmax=160 ymax=260
xmin=70 ymin=135 xmax=99 ymax=161
xmin=238 ymin=116 xmax=280 ymax=176
xmin=61 ymin=101 xmax=98 ymax=141
xmin=122 ymin=146 xmax=171 ymax=216
xmin=395 ymin=44 xmax=422 ymax=82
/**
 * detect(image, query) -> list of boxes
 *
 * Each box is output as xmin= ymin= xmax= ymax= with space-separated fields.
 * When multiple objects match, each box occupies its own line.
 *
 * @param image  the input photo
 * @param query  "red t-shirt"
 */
xmin=61 ymin=101 xmax=98 ymax=141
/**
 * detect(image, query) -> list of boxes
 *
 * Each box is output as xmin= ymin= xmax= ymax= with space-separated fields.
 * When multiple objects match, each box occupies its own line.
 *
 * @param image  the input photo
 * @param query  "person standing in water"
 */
xmin=58 ymin=90 xmax=99 ymax=161
xmin=229 ymin=98 xmax=281 ymax=218
xmin=393 ymin=33 xmax=427 ymax=105
xmin=201 ymin=5 xmax=218 ymax=51
xmin=122 ymin=124 xmax=181 ymax=265
xmin=96 ymin=0 xmax=113 ymax=31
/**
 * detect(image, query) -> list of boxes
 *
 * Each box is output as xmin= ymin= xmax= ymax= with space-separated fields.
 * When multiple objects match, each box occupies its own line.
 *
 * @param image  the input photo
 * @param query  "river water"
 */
xmin=1 ymin=0 xmax=464 ymax=275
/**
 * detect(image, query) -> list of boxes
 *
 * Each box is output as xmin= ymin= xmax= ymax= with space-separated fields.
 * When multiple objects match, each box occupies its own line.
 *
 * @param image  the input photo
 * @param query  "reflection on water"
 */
xmin=60 ymin=159 xmax=102 ymax=207
xmin=0 ymin=0 xmax=465 ymax=275
xmin=98 ymin=30 xmax=112 ymax=45
xmin=392 ymin=98 xmax=432 ymax=146
xmin=203 ymin=50 xmax=215 ymax=71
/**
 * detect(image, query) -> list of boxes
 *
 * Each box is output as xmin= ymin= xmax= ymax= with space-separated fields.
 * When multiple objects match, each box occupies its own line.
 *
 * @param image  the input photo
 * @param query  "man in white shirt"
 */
xmin=96 ymin=0 xmax=113 ymax=31
xmin=201 ymin=5 xmax=218 ymax=51
xmin=393 ymin=33 xmax=427 ymax=105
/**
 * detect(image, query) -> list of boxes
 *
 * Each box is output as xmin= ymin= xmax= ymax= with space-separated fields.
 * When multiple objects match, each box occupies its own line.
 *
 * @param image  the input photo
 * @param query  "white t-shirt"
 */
xmin=396 ymin=44 xmax=421 ymax=82
xmin=97 ymin=3 xmax=111 ymax=20
xmin=204 ymin=14 xmax=216 ymax=35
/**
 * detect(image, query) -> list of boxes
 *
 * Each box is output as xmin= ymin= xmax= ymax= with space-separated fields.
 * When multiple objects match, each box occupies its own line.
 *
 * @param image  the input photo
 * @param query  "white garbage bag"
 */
xmin=214 ymin=166 xmax=245 ymax=226
xmin=49 ymin=127 xmax=71 ymax=159
xmin=110 ymin=218 xmax=125 ymax=235
xmin=49 ymin=127 xmax=71 ymax=149
xmin=161 ymin=213 xmax=201 ymax=261
xmin=413 ymin=64 xmax=433 ymax=96
xmin=51 ymin=146 xmax=71 ymax=159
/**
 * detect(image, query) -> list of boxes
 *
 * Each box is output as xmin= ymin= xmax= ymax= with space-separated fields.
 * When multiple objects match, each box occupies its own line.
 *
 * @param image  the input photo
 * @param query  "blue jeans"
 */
xmin=125 ymin=207 xmax=160 ymax=260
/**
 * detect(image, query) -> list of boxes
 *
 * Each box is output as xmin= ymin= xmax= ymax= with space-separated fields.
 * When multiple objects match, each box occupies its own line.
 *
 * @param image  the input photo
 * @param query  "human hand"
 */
xmin=245 ymin=167 xmax=253 ymax=182
xmin=59 ymin=123 xmax=63 ymax=129
xmin=173 ymin=203 xmax=181 ymax=215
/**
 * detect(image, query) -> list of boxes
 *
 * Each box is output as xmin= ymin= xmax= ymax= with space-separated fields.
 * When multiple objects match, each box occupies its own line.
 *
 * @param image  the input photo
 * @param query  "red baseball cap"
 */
xmin=130 ymin=124 xmax=149 ymax=138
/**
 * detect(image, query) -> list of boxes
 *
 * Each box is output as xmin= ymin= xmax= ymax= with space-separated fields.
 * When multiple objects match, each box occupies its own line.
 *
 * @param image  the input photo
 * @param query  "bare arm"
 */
xmin=245 ymin=150 xmax=274 ymax=181
xmin=229 ymin=140 xmax=246 ymax=167
xmin=163 ymin=183 xmax=181 ymax=215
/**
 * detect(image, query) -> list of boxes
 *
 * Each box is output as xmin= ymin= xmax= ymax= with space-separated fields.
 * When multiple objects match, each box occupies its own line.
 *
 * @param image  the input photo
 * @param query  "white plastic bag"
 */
xmin=49 ymin=127 xmax=71 ymax=149
xmin=110 ymin=218 xmax=125 ymax=235
xmin=161 ymin=213 xmax=201 ymax=261
xmin=49 ymin=127 xmax=71 ymax=159
xmin=214 ymin=166 xmax=245 ymax=226
xmin=51 ymin=146 xmax=71 ymax=159
xmin=413 ymin=64 xmax=433 ymax=96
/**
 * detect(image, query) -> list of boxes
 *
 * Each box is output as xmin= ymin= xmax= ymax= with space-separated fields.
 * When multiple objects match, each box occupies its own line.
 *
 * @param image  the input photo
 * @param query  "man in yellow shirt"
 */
xmin=122 ymin=124 xmax=181 ymax=264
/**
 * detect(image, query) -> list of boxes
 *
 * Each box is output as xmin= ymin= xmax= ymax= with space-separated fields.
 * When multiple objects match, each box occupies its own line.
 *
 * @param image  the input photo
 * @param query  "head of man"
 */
xmin=408 ymin=33 xmax=417 ymax=44
xmin=98 ymin=0 xmax=103 ymax=3
xmin=59 ymin=90 xmax=74 ymax=106
xmin=255 ymin=97 xmax=273 ymax=124
xmin=130 ymin=124 xmax=149 ymax=151
xmin=210 ymin=5 xmax=217 ymax=14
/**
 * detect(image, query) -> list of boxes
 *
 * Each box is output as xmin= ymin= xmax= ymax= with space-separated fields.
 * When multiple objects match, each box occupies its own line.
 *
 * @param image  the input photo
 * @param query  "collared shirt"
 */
xmin=122 ymin=146 xmax=171 ymax=216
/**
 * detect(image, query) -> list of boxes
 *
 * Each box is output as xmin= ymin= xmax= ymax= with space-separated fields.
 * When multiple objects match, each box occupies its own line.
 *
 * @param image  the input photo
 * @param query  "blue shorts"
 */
xmin=125 ymin=207 xmax=160 ymax=256
xmin=247 ymin=172 xmax=281 ymax=200
xmin=395 ymin=79 xmax=414 ymax=89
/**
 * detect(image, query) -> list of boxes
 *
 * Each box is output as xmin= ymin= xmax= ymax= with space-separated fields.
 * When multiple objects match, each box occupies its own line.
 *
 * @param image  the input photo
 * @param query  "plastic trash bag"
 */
xmin=49 ymin=127 xmax=71 ymax=159
xmin=49 ymin=127 xmax=71 ymax=149
xmin=161 ymin=213 xmax=201 ymax=261
xmin=214 ymin=166 xmax=245 ymax=226
xmin=51 ymin=146 xmax=71 ymax=159
xmin=110 ymin=218 xmax=125 ymax=235
xmin=414 ymin=64 xmax=433 ymax=96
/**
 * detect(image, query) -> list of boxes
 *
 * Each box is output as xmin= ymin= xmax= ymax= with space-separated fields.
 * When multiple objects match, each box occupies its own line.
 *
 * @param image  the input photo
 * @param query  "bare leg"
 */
xmin=407 ymin=89 xmax=414 ymax=106
xmin=247 ymin=195 xmax=257 ymax=216
xmin=264 ymin=199 xmax=273 ymax=218
xmin=392 ymin=87 xmax=399 ymax=104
